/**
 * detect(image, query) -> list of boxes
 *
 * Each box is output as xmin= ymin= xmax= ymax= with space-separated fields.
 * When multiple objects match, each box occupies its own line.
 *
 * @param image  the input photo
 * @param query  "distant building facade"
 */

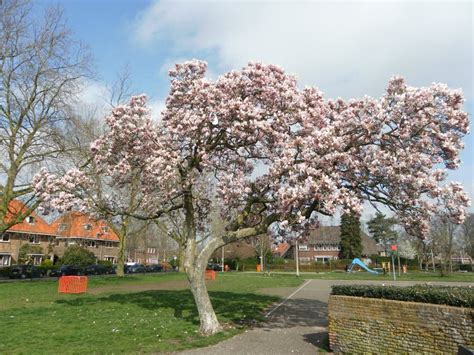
xmin=272 ymin=226 xmax=383 ymax=264
xmin=0 ymin=200 xmax=119 ymax=266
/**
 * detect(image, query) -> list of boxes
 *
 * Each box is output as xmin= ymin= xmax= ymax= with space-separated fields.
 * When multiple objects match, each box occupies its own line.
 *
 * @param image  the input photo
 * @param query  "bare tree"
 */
xmin=0 ymin=0 xmax=90 ymax=231
xmin=460 ymin=213 xmax=474 ymax=259
xmin=429 ymin=217 xmax=459 ymax=274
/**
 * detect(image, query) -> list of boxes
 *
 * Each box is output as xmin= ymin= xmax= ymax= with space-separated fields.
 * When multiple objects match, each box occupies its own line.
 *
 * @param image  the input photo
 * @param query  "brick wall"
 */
xmin=329 ymin=295 xmax=473 ymax=353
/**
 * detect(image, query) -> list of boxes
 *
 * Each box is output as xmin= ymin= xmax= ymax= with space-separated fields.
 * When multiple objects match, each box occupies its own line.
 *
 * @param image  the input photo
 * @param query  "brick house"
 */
xmin=127 ymin=247 xmax=160 ymax=265
xmin=51 ymin=212 xmax=120 ymax=264
xmin=273 ymin=242 xmax=291 ymax=258
xmin=0 ymin=200 xmax=119 ymax=266
xmin=273 ymin=226 xmax=382 ymax=264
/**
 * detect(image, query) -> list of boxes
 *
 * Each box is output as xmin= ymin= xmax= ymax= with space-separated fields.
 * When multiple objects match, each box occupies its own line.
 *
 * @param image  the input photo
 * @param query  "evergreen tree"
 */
xmin=340 ymin=213 xmax=363 ymax=259
xmin=367 ymin=212 xmax=398 ymax=253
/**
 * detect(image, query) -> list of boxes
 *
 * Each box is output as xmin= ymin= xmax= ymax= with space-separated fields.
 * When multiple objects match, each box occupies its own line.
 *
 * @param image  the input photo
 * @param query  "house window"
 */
xmin=0 ymin=234 xmax=10 ymax=242
xmin=28 ymin=235 xmax=40 ymax=244
xmin=147 ymin=248 xmax=156 ymax=254
xmin=28 ymin=254 xmax=43 ymax=265
xmin=315 ymin=256 xmax=330 ymax=263
xmin=84 ymin=240 xmax=96 ymax=248
xmin=26 ymin=216 xmax=35 ymax=224
xmin=65 ymin=240 xmax=76 ymax=247
xmin=298 ymin=245 xmax=308 ymax=251
xmin=105 ymin=241 xmax=113 ymax=248
xmin=0 ymin=254 xmax=11 ymax=266
xmin=102 ymin=226 xmax=110 ymax=233
xmin=84 ymin=224 xmax=92 ymax=231
xmin=58 ymin=224 xmax=68 ymax=232
xmin=104 ymin=256 xmax=116 ymax=263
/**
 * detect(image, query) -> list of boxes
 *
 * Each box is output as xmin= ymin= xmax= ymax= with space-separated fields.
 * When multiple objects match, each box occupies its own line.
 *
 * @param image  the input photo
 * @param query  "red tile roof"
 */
xmin=6 ymin=200 xmax=119 ymax=242
xmin=6 ymin=200 xmax=55 ymax=235
xmin=51 ymin=212 xmax=119 ymax=242
xmin=273 ymin=242 xmax=291 ymax=256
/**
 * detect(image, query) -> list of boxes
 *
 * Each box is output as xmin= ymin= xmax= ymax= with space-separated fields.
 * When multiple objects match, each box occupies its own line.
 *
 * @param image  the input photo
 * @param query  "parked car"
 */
xmin=84 ymin=264 xmax=108 ymax=275
xmin=50 ymin=265 xmax=85 ymax=277
xmin=206 ymin=262 xmax=223 ymax=272
xmin=104 ymin=264 xmax=116 ymax=274
xmin=145 ymin=264 xmax=163 ymax=273
xmin=125 ymin=264 xmax=146 ymax=274
xmin=10 ymin=265 xmax=45 ymax=279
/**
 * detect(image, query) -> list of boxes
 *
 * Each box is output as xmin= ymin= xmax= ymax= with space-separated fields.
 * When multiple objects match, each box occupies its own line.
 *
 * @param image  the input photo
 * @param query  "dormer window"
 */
xmin=58 ymin=224 xmax=68 ymax=232
xmin=26 ymin=216 xmax=35 ymax=224
xmin=84 ymin=224 xmax=92 ymax=231
xmin=102 ymin=226 xmax=109 ymax=233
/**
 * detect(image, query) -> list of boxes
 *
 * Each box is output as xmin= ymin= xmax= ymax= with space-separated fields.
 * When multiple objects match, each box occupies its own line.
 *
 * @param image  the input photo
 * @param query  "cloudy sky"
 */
xmin=39 ymin=0 xmax=473 ymax=215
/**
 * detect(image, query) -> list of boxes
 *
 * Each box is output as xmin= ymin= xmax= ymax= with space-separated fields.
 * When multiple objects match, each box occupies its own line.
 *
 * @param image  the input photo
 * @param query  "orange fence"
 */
xmin=205 ymin=270 xmax=216 ymax=281
xmin=58 ymin=276 xmax=88 ymax=294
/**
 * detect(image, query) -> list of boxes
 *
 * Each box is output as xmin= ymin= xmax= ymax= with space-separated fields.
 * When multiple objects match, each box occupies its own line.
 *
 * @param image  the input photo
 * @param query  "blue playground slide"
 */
xmin=347 ymin=258 xmax=380 ymax=274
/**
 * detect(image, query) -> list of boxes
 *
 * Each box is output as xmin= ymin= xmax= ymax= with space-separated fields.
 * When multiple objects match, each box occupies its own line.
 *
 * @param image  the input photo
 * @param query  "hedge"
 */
xmin=0 ymin=266 xmax=11 ymax=277
xmin=331 ymin=284 xmax=473 ymax=308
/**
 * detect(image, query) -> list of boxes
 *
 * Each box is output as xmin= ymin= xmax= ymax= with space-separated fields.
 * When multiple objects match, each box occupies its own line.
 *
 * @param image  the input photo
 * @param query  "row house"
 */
xmin=298 ymin=226 xmax=343 ymax=263
xmin=273 ymin=226 xmax=382 ymax=264
xmin=127 ymin=247 xmax=161 ymax=265
xmin=51 ymin=212 xmax=120 ymax=264
xmin=0 ymin=200 xmax=119 ymax=266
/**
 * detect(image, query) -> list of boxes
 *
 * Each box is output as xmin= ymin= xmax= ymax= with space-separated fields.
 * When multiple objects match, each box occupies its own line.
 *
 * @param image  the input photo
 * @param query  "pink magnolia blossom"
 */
xmin=33 ymin=61 xmax=470 ymax=239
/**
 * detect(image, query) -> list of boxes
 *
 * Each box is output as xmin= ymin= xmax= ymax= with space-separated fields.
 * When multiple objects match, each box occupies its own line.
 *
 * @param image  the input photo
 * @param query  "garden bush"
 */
xmin=459 ymin=264 xmax=473 ymax=272
xmin=0 ymin=266 xmax=11 ymax=277
xmin=97 ymin=260 xmax=113 ymax=267
xmin=61 ymin=245 xmax=96 ymax=266
xmin=38 ymin=259 xmax=58 ymax=275
xmin=331 ymin=284 xmax=473 ymax=308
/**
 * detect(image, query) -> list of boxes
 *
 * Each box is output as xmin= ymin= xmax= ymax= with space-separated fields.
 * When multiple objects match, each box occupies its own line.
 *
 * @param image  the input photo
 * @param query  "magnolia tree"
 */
xmin=33 ymin=60 xmax=470 ymax=334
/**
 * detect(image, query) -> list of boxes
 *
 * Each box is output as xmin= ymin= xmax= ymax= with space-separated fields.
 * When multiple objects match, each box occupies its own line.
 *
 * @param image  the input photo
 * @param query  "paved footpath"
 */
xmin=179 ymin=279 xmax=473 ymax=355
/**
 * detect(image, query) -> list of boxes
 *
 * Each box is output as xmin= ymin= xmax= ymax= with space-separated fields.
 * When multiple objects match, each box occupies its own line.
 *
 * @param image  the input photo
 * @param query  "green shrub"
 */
xmin=18 ymin=244 xmax=44 ymax=264
xmin=331 ymin=284 xmax=473 ymax=308
xmin=0 ymin=266 xmax=11 ymax=277
xmin=459 ymin=264 xmax=472 ymax=272
xmin=61 ymin=245 xmax=96 ymax=266
xmin=239 ymin=257 xmax=258 ymax=271
xmin=40 ymin=259 xmax=53 ymax=267
xmin=269 ymin=257 xmax=286 ymax=266
xmin=98 ymin=260 xmax=113 ymax=267
xmin=37 ymin=259 xmax=57 ymax=275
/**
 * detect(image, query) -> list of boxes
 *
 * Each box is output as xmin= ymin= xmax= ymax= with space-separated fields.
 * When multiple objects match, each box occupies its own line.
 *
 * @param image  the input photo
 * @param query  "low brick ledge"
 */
xmin=328 ymin=295 xmax=473 ymax=354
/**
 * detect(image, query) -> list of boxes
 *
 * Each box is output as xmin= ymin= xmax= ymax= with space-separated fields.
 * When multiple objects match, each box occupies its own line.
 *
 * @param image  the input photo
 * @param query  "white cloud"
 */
xmin=133 ymin=1 xmax=472 ymax=99
xmin=149 ymin=98 xmax=166 ymax=120
xmin=76 ymin=79 xmax=110 ymax=118
xmin=132 ymin=0 xmax=474 ymax=211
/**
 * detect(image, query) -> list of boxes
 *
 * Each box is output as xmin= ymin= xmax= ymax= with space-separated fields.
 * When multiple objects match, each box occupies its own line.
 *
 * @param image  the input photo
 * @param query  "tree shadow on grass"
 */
xmin=56 ymin=290 xmax=281 ymax=326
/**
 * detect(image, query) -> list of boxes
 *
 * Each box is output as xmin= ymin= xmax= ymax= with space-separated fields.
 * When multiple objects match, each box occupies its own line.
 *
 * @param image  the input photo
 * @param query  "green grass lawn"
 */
xmin=0 ymin=271 xmax=471 ymax=354
xmin=0 ymin=273 xmax=302 ymax=354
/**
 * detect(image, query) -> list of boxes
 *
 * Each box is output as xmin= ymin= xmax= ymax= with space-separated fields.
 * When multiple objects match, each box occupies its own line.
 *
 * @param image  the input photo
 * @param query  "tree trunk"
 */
xmin=178 ymin=247 xmax=185 ymax=273
xmin=116 ymin=233 xmax=127 ymax=277
xmin=188 ymin=267 xmax=222 ymax=335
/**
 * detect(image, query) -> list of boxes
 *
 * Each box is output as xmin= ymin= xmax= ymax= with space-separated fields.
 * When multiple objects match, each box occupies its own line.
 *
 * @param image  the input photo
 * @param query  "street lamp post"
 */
xmin=221 ymin=246 xmax=224 ymax=272
xmin=295 ymin=240 xmax=300 ymax=277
